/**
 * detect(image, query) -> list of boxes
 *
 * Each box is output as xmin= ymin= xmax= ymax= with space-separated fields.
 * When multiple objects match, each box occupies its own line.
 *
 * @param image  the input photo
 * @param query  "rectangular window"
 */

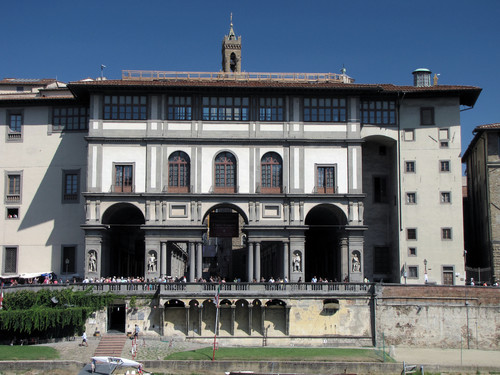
xmin=405 ymin=161 xmax=415 ymax=173
xmin=374 ymin=246 xmax=391 ymax=274
xmin=360 ymin=99 xmax=396 ymax=125
xmin=62 ymin=170 xmax=80 ymax=202
xmin=62 ymin=246 xmax=76 ymax=274
xmin=259 ymin=97 xmax=284 ymax=121
xmin=317 ymin=165 xmax=336 ymax=193
xmin=442 ymin=227 xmax=452 ymax=240
xmin=114 ymin=164 xmax=134 ymax=192
xmin=7 ymin=112 xmax=22 ymax=140
xmin=442 ymin=266 xmax=454 ymax=285
xmin=406 ymin=192 xmax=416 ymax=204
xmin=407 ymin=228 xmax=417 ymax=240
xmin=373 ymin=176 xmax=388 ymax=203
xmin=408 ymin=247 xmax=417 ymax=256
xmin=4 ymin=246 xmax=17 ymax=274
xmin=6 ymin=173 xmax=22 ymax=203
xmin=303 ymin=97 xmax=346 ymax=122
xmin=440 ymin=192 xmax=451 ymax=203
xmin=103 ymin=95 xmax=147 ymax=120
xmin=52 ymin=107 xmax=89 ymax=131
xmin=440 ymin=160 xmax=450 ymax=172
xmin=6 ymin=207 xmax=19 ymax=219
xmin=420 ymin=107 xmax=435 ymax=125
xmin=408 ymin=266 xmax=419 ymax=279
xmin=202 ymin=96 xmax=249 ymax=121
xmin=167 ymin=96 xmax=192 ymax=120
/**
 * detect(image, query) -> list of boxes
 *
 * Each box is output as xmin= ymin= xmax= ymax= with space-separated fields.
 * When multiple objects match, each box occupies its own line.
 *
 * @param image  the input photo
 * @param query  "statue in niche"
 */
xmin=147 ymin=252 xmax=157 ymax=272
xmin=88 ymin=250 xmax=97 ymax=273
xmin=293 ymin=251 xmax=302 ymax=272
xmin=351 ymin=252 xmax=361 ymax=273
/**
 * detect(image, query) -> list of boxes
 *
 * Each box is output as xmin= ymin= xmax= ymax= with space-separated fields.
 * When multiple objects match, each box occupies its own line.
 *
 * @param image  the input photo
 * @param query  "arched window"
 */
xmin=215 ymin=152 xmax=236 ymax=193
xmin=261 ymin=152 xmax=282 ymax=193
xmin=168 ymin=151 xmax=190 ymax=192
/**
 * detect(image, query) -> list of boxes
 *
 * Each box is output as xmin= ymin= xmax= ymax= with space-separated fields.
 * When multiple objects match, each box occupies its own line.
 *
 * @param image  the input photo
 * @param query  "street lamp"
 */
xmin=65 ymin=258 xmax=70 ymax=274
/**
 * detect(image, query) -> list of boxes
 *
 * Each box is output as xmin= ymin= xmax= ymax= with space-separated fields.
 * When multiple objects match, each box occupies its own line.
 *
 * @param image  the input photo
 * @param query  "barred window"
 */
xmin=6 ymin=173 xmax=21 ymax=202
xmin=361 ymin=100 xmax=396 ymax=125
xmin=259 ymin=97 xmax=284 ymax=121
xmin=304 ymin=98 xmax=346 ymax=122
xmin=4 ymin=247 xmax=17 ymax=274
xmin=53 ymin=107 xmax=89 ymax=131
xmin=202 ymin=96 xmax=249 ymax=121
xmin=103 ymin=95 xmax=147 ymax=120
xmin=63 ymin=170 xmax=79 ymax=202
xmin=167 ymin=96 xmax=192 ymax=120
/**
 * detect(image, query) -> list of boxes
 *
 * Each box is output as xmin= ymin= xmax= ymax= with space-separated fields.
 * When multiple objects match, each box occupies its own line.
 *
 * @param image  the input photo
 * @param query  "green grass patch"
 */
xmin=0 ymin=345 xmax=60 ymax=360
xmin=165 ymin=347 xmax=394 ymax=362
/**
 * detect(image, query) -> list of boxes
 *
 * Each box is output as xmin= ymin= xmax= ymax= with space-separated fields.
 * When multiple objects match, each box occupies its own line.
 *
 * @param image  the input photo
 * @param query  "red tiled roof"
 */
xmin=0 ymin=78 xmax=57 ymax=85
xmin=474 ymin=123 xmax=500 ymax=131
xmin=68 ymin=79 xmax=481 ymax=106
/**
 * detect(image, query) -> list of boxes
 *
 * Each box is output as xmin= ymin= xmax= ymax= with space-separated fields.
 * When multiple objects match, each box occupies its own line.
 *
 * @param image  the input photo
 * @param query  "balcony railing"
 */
xmin=3 ymin=282 xmax=373 ymax=297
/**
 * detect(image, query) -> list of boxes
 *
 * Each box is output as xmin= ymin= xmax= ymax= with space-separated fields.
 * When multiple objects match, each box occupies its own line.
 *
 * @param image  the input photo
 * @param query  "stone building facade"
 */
xmin=0 ymin=23 xmax=481 ymax=286
xmin=463 ymin=123 xmax=500 ymax=284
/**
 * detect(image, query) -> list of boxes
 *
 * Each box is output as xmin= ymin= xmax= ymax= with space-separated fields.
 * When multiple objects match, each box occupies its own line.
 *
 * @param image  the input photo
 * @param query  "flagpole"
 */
xmin=212 ymin=282 xmax=221 ymax=361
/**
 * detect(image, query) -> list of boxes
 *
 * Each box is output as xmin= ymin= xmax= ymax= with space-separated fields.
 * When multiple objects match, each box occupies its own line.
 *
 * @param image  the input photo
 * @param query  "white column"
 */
xmin=255 ymin=242 xmax=261 ymax=282
xmin=247 ymin=242 xmax=254 ymax=282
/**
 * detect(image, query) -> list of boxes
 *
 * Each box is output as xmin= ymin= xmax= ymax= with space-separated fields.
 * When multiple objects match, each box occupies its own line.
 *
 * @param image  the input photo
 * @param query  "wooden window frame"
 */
xmin=7 ymin=111 xmax=23 ymax=141
xmin=316 ymin=164 xmax=336 ymax=194
xmin=103 ymin=95 xmax=148 ymax=120
xmin=420 ymin=107 xmax=435 ymax=125
xmin=202 ymin=96 xmax=249 ymax=121
xmin=52 ymin=106 xmax=89 ymax=131
xmin=405 ymin=161 xmax=416 ymax=173
xmin=360 ymin=99 xmax=397 ymax=125
xmin=168 ymin=151 xmax=190 ymax=193
xmin=113 ymin=163 xmax=134 ymax=193
xmin=441 ymin=227 xmax=452 ymax=240
xmin=5 ymin=171 xmax=22 ymax=203
xmin=62 ymin=170 xmax=80 ymax=203
xmin=167 ymin=96 xmax=192 ymax=120
xmin=214 ymin=152 xmax=237 ymax=193
xmin=440 ymin=160 xmax=450 ymax=172
xmin=261 ymin=152 xmax=283 ymax=193
xmin=303 ymin=97 xmax=347 ymax=122
xmin=259 ymin=97 xmax=284 ymax=121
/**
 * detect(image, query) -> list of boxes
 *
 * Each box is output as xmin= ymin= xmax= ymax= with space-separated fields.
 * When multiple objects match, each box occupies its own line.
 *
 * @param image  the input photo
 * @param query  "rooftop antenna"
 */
xmin=100 ymin=64 xmax=106 ymax=80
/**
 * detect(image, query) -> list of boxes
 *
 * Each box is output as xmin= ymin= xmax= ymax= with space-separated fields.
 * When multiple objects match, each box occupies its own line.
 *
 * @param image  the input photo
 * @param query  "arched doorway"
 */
xmin=202 ymin=204 xmax=248 ymax=281
xmin=102 ymin=203 xmax=145 ymax=278
xmin=305 ymin=204 xmax=347 ymax=282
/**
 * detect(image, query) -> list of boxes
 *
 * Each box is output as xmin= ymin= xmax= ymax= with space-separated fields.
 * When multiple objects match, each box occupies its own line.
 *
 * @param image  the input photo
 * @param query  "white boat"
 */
xmin=91 ymin=356 xmax=145 ymax=373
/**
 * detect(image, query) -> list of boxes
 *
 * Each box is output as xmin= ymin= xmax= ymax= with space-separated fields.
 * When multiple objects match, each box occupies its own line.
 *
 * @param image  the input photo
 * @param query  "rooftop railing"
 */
xmin=121 ymin=70 xmax=355 ymax=84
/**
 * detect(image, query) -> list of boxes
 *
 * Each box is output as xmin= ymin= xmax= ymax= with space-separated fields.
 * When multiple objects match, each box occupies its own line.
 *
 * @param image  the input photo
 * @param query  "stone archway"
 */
xmin=305 ymin=204 xmax=347 ymax=282
xmin=102 ymin=203 xmax=145 ymax=278
xmin=202 ymin=204 xmax=249 ymax=281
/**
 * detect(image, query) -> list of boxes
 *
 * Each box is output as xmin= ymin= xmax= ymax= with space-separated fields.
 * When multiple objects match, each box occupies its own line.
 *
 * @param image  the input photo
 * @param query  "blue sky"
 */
xmin=1 ymin=0 xmax=498 ymax=153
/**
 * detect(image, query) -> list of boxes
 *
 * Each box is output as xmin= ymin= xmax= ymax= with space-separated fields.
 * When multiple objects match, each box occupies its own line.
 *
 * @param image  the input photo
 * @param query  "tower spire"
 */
xmin=222 ymin=13 xmax=242 ymax=73
xmin=228 ymin=12 xmax=236 ymax=40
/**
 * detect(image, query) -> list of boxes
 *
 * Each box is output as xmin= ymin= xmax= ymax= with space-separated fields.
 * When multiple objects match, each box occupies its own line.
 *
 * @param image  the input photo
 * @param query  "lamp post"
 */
xmin=65 ymin=258 xmax=69 ymax=274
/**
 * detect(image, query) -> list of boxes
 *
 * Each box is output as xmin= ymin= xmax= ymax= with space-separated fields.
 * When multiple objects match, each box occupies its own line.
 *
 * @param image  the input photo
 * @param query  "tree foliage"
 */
xmin=0 ymin=288 xmax=114 ymax=338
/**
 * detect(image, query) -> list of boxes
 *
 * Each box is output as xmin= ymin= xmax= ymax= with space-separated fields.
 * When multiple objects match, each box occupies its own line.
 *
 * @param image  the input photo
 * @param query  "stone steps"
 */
xmin=93 ymin=334 xmax=128 ymax=357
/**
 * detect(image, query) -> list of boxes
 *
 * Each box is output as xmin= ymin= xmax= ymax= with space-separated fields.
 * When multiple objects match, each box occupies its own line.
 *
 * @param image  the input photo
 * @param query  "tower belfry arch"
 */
xmin=222 ymin=13 xmax=242 ymax=73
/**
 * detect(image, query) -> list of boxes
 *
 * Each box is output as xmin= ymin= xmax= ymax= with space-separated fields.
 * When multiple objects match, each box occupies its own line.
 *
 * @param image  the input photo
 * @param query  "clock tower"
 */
xmin=222 ymin=14 xmax=241 ymax=73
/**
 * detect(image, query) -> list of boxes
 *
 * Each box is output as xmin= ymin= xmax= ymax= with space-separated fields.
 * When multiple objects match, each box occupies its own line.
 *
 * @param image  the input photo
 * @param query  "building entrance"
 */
xmin=305 ymin=204 xmax=347 ymax=282
xmin=102 ymin=203 xmax=146 ymax=278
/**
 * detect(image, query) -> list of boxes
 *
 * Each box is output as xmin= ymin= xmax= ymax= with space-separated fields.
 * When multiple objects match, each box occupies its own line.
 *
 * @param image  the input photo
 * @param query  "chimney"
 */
xmin=412 ymin=68 xmax=432 ymax=87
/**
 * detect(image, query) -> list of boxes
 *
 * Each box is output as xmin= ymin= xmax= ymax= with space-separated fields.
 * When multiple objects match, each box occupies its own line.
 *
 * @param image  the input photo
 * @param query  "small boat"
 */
xmin=91 ymin=356 xmax=146 ymax=374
